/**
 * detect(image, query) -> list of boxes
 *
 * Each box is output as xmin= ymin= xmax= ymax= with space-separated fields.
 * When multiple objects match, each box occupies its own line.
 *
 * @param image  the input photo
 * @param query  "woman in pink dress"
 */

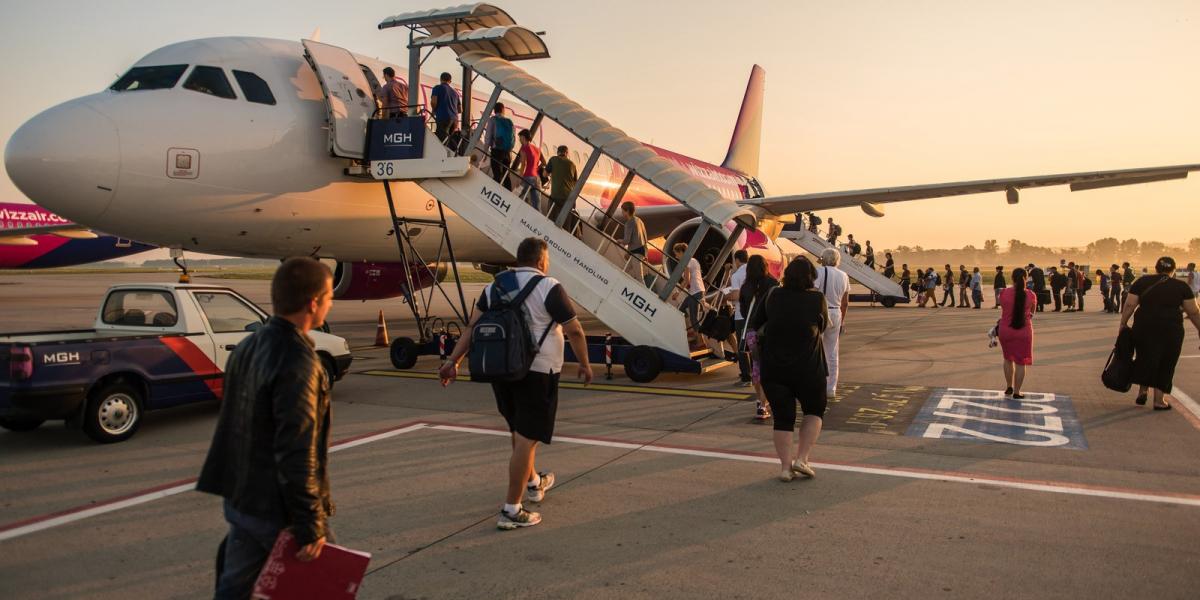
xmin=998 ymin=267 xmax=1036 ymax=398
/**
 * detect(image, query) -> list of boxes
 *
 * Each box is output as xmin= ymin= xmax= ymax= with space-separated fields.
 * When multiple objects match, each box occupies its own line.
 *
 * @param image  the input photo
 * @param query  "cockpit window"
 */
xmin=110 ymin=65 xmax=188 ymax=91
xmin=183 ymin=66 xmax=237 ymax=99
xmin=232 ymin=70 xmax=276 ymax=105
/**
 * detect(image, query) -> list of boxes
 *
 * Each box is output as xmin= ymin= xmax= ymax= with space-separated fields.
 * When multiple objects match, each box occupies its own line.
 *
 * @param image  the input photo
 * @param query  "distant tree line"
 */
xmin=887 ymin=237 xmax=1200 ymax=269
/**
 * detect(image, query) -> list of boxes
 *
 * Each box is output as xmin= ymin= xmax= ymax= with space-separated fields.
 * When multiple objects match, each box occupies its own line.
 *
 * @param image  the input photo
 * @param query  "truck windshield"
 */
xmin=102 ymin=290 xmax=179 ymax=327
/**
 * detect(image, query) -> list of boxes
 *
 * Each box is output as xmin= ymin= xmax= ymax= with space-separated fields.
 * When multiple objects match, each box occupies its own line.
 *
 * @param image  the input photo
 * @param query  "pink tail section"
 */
xmin=721 ymin=65 xmax=765 ymax=178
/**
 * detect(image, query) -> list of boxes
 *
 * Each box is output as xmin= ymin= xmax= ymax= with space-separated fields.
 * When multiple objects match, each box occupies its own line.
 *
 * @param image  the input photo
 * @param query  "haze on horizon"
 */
xmin=0 ymin=0 xmax=1196 ymax=255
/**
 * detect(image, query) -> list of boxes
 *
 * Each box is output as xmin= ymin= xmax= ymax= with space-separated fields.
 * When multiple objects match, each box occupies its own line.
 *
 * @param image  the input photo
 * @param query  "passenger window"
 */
xmin=101 ymin=290 xmax=179 ymax=327
xmin=110 ymin=65 xmax=188 ymax=91
xmin=193 ymin=292 xmax=264 ymax=333
xmin=232 ymin=70 xmax=276 ymax=105
xmin=183 ymin=66 xmax=237 ymax=99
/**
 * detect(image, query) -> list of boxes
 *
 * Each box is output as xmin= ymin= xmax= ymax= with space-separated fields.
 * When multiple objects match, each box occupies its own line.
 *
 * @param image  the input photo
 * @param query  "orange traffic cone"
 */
xmin=374 ymin=310 xmax=389 ymax=347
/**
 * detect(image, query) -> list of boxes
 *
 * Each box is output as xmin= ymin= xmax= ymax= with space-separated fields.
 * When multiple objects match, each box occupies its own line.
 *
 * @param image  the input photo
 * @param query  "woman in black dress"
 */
xmin=1119 ymin=257 xmax=1200 ymax=410
xmin=749 ymin=257 xmax=829 ymax=481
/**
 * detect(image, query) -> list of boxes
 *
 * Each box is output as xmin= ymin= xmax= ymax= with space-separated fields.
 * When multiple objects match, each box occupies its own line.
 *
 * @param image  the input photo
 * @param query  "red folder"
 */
xmin=252 ymin=530 xmax=371 ymax=600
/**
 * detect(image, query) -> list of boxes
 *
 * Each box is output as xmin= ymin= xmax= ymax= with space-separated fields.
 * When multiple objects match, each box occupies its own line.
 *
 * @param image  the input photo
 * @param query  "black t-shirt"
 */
xmin=1130 ymin=275 xmax=1194 ymax=326
xmin=749 ymin=287 xmax=828 ymax=378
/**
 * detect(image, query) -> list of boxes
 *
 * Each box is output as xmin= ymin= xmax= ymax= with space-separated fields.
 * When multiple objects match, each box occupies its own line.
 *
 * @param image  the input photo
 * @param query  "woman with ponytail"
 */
xmin=997 ymin=267 xmax=1037 ymax=398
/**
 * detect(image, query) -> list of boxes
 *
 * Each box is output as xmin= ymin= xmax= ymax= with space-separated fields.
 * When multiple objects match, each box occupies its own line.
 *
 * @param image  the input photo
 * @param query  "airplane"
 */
xmin=4 ymin=34 xmax=1198 ymax=301
xmin=0 ymin=201 xmax=154 ymax=269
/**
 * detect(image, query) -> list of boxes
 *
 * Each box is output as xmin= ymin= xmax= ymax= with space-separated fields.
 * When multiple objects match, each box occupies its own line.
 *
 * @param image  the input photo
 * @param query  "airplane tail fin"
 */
xmin=721 ymin=64 xmax=765 ymax=178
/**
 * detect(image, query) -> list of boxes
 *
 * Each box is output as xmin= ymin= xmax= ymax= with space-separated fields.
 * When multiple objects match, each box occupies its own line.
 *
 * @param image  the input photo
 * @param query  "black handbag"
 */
xmin=700 ymin=303 xmax=735 ymax=340
xmin=1101 ymin=328 xmax=1135 ymax=393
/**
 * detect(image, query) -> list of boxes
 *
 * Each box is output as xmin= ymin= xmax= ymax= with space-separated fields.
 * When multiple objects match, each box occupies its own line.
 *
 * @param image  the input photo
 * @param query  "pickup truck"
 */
xmin=1 ymin=283 xmax=353 ymax=443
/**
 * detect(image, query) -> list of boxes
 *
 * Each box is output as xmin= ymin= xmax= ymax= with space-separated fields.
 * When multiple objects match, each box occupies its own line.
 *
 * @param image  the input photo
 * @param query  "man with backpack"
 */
xmin=484 ymin=102 xmax=516 ymax=190
xmin=439 ymin=238 xmax=593 ymax=530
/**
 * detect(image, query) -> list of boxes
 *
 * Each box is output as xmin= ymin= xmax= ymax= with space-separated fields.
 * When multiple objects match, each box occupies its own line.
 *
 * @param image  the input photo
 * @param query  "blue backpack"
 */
xmin=468 ymin=272 xmax=551 ymax=382
xmin=492 ymin=116 xmax=515 ymax=151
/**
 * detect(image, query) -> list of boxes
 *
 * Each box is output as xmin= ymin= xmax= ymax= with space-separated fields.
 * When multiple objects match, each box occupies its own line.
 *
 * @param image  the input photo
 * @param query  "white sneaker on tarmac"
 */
xmin=791 ymin=460 xmax=816 ymax=478
xmin=497 ymin=507 xmax=542 ymax=530
xmin=525 ymin=471 xmax=555 ymax=502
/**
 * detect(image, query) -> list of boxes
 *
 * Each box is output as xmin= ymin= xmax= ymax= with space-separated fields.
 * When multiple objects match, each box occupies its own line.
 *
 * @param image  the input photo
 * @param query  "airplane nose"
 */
xmin=4 ymin=98 xmax=119 ymax=223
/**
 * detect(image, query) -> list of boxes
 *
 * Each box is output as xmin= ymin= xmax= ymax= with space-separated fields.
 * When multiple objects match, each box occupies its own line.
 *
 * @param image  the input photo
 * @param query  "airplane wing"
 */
xmin=0 ymin=223 xmax=99 ymax=245
xmin=741 ymin=163 xmax=1200 ymax=217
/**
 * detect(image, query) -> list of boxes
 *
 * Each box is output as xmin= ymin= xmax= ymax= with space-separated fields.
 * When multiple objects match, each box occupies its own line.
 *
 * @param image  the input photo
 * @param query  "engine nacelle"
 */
xmin=331 ymin=261 xmax=439 ymax=301
xmin=660 ymin=218 xmax=785 ymax=282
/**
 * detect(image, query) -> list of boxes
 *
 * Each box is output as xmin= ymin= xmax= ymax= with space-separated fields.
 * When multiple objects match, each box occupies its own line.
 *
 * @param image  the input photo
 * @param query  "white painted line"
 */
xmin=429 ymin=424 xmax=1200 ymax=508
xmin=0 ymin=482 xmax=195 ymax=542
xmin=0 ymin=422 xmax=428 ymax=543
xmin=1171 ymin=386 xmax=1200 ymax=423
xmin=330 ymin=423 xmax=427 ymax=453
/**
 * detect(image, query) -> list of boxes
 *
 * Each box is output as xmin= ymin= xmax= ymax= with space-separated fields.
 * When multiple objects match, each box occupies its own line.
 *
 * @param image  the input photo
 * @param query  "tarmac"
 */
xmin=1 ymin=272 xmax=1199 ymax=599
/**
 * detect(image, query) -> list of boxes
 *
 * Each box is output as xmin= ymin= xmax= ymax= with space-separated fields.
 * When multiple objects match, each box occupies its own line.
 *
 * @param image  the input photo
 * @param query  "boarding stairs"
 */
xmin=303 ymin=7 xmax=759 ymax=363
xmin=778 ymin=228 xmax=905 ymax=304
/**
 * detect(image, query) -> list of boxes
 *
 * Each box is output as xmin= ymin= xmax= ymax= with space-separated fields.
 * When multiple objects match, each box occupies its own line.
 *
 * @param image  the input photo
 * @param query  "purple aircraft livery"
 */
xmin=0 ymin=202 xmax=154 ymax=268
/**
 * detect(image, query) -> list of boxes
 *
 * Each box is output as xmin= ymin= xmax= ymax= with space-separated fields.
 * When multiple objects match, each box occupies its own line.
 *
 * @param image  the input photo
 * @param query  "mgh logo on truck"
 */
xmin=43 ymin=351 xmax=81 ymax=366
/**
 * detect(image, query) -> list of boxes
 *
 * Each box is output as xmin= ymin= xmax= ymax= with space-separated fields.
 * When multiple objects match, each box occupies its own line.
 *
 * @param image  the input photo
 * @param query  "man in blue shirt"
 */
xmin=429 ymin=72 xmax=461 ymax=146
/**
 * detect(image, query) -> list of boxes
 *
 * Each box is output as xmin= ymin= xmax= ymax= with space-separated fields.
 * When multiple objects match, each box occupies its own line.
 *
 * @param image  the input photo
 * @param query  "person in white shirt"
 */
xmin=814 ymin=248 xmax=850 ymax=396
xmin=723 ymin=250 xmax=751 ymax=385
xmin=439 ymin=238 xmax=593 ymax=530
xmin=673 ymin=242 xmax=706 ymax=347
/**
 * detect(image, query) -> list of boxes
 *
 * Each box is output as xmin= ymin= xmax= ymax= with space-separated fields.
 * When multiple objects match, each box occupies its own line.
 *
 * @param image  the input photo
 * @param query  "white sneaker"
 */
xmin=497 ymin=507 xmax=542 ymax=530
xmin=525 ymin=471 xmax=555 ymax=502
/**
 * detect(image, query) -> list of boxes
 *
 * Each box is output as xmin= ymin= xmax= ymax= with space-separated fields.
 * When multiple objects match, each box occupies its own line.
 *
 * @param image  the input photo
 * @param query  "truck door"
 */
xmin=302 ymin=39 xmax=376 ymax=159
xmin=191 ymin=291 xmax=268 ymax=369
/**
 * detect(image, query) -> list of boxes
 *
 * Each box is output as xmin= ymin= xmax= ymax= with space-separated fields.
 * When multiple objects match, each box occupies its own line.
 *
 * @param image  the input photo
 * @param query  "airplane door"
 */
xmin=302 ymin=39 xmax=376 ymax=159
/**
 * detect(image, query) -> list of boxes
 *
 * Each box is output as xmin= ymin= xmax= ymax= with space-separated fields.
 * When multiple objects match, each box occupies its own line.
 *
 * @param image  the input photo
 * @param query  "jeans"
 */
xmin=215 ymin=501 xmax=285 ymax=600
xmin=1077 ymin=290 xmax=1085 ymax=312
xmin=681 ymin=292 xmax=703 ymax=328
xmin=522 ymin=175 xmax=541 ymax=209
xmin=972 ymin=288 xmax=983 ymax=308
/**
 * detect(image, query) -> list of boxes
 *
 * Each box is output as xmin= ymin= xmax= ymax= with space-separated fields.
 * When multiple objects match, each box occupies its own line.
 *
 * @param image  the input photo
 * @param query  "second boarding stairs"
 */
xmin=777 ymin=228 xmax=905 ymax=304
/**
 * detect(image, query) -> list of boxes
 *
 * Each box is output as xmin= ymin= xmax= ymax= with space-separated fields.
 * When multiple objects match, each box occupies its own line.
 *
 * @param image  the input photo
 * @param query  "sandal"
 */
xmin=1154 ymin=402 xmax=1172 ymax=411
xmin=1135 ymin=392 xmax=1148 ymax=406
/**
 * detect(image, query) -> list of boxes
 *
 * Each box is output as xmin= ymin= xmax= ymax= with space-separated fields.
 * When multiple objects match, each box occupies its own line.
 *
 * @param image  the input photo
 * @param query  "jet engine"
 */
xmin=331 ymin=261 xmax=442 ymax=301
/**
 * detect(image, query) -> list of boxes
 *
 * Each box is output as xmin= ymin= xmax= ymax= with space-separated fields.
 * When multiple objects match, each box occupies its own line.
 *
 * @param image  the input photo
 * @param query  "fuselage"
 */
xmin=5 ymin=37 xmax=767 ymax=265
xmin=0 ymin=202 xmax=154 ymax=269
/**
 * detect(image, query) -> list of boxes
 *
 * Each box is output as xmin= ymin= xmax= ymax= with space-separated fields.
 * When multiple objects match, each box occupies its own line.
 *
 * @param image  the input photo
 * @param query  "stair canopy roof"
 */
xmin=458 ymin=51 xmax=757 ymax=229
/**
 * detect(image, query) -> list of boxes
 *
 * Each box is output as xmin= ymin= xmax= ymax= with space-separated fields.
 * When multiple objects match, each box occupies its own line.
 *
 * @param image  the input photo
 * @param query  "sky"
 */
xmin=1 ymin=0 xmax=1197 ymax=254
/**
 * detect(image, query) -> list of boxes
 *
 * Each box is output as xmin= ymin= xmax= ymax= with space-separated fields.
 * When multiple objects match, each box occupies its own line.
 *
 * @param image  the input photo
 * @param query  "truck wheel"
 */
xmin=623 ymin=346 xmax=663 ymax=383
xmin=319 ymin=353 xmax=338 ymax=389
xmin=390 ymin=337 xmax=419 ymax=370
xmin=881 ymin=297 xmax=897 ymax=308
xmin=0 ymin=417 xmax=45 ymax=432
xmin=82 ymin=381 xmax=142 ymax=444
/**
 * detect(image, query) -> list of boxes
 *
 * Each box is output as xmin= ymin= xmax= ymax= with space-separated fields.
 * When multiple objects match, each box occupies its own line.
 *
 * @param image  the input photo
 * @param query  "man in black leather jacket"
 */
xmin=198 ymin=257 xmax=334 ymax=599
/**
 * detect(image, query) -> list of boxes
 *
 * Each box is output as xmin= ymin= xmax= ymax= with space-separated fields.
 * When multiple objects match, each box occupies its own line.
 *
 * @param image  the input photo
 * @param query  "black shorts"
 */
xmin=492 ymin=371 xmax=560 ymax=444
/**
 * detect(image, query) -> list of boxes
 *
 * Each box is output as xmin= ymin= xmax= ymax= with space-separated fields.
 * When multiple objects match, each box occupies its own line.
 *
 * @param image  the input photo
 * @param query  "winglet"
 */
xmin=310 ymin=27 xmax=321 ymax=42
xmin=721 ymin=64 xmax=765 ymax=177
